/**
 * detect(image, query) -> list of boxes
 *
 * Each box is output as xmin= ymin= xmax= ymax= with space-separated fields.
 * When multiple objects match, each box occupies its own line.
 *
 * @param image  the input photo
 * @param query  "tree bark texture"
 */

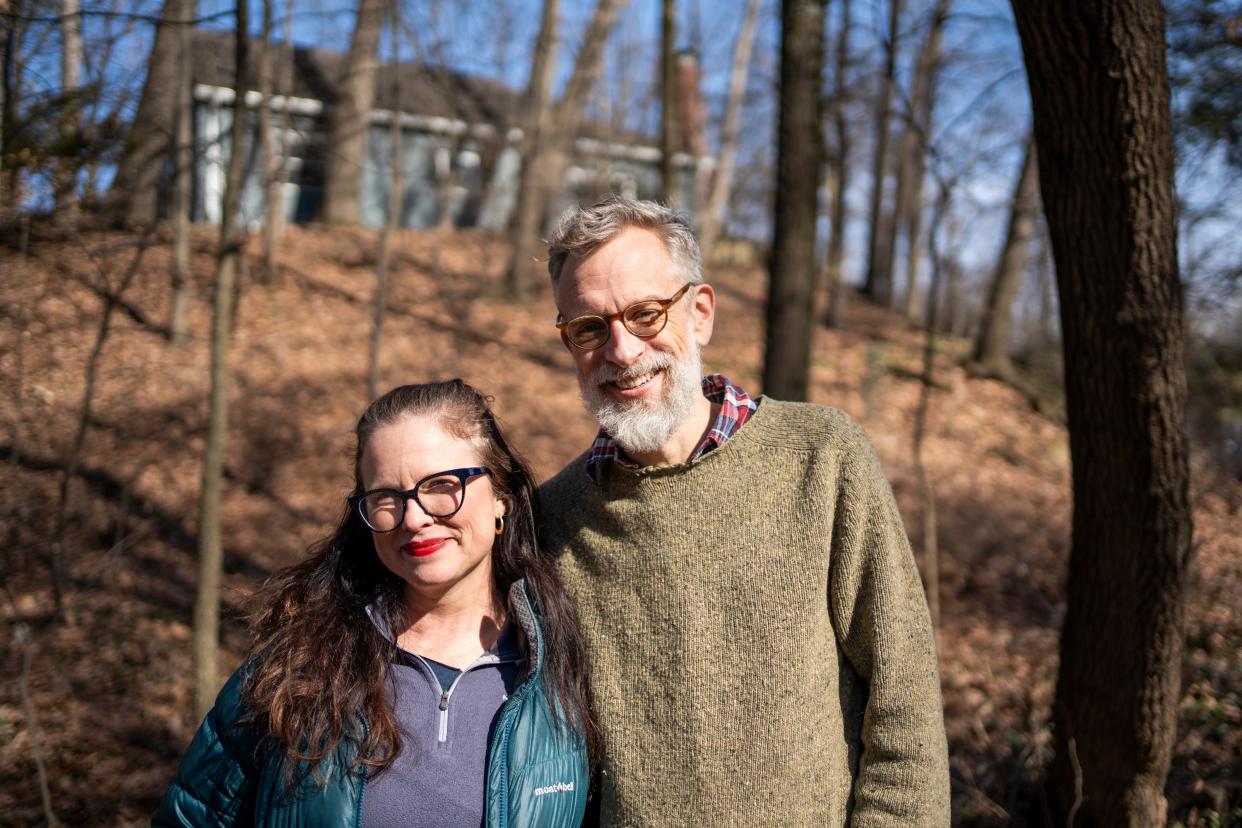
xmin=823 ymin=0 xmax=851 ymax=328
xmin=1011 ymin=2 xmax=1192 ymax=824
xmin=659 ymin=0 xmax=679 ymax=206
xmin=506 ymin=0 xmax=627 ymax=299
xmin=971 ymin=134 xmax=1039 ymax=375
xmin=861 ymin=0 xmax=903 ymax=306
xmin=762 ymin=0 xmax=825 ymax=401
xmin=321 ymin=0 xmax=384 ymax=226
xmin=194 ymin=3 xmax=249 ymax=721
xmin=109 ymin=0 xmax=194 ymax=227
xmin=697 ymin=0 xmax=760 ymax=264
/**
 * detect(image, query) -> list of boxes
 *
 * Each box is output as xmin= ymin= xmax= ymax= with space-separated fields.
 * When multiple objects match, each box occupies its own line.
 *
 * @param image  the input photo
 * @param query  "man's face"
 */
xmin=554 ymin=226 xmax=715 ymax=453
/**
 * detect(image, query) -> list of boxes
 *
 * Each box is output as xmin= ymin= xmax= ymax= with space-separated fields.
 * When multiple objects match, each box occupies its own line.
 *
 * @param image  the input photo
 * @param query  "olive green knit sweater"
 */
xmin=539 ymin=398 xmax=949 ymax=827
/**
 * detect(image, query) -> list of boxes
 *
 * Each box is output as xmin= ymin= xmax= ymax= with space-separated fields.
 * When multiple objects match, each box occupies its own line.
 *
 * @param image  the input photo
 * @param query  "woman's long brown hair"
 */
xmin=242 ymin=380 xmax=601 ymax=783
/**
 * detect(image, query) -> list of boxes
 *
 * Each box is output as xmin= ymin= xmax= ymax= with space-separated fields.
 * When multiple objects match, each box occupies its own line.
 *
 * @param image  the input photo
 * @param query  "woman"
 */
xmin=155 ymin=380 xmax=598 ymax=827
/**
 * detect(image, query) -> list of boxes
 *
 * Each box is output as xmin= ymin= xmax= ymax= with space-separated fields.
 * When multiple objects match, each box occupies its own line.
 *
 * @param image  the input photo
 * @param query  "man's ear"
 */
xmin=690 ymin=283 xmax=716 ymax=347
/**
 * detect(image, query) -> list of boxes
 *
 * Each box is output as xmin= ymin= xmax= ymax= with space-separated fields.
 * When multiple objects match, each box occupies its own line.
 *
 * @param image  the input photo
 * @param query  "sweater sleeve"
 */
xmin=826 ymin=420 xmax=950 ymax=827
xmin=152 ymin=669 xmax=261 ymax=827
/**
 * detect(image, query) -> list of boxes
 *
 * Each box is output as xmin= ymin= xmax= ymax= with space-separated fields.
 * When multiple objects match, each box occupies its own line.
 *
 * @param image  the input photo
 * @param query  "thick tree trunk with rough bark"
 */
xmin=321 ymin=0 xmax=384 ymax=226
xmin=1011 ymin=2 xmax=1192 ymax=824
xmin=194 ymin=2 xmax=249 ymax=720
xmin=762 ymin=0 xmax=825 ymax=400
xmin=505 ymin=0 xmax=627 ymax=298
xmin=697 ymin=0 xmax=760 ymax=264
xmin=971 ymin=135 xmax=1038 ymax=376
xmin=110 ymin=0 xmax=194 ymax=227
xmin=861 ymin=0 xmax=903 ymax=306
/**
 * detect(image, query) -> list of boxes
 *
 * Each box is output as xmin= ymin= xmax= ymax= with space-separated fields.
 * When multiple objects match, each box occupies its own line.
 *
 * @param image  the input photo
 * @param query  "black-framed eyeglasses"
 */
xmin=348 ymin=467 xmax=491 ymax=532
xmin=555 ymin=283 xmax=693 ymax=351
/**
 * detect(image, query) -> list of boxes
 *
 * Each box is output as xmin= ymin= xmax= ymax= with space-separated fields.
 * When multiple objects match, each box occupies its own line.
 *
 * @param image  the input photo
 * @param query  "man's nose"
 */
xmin=600 ymin=318 xmax=646 ymax=365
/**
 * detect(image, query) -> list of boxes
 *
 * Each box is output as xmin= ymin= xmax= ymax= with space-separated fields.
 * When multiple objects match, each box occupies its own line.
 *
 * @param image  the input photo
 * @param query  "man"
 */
xmin=538 ymin=196 xmax=949 ymax=826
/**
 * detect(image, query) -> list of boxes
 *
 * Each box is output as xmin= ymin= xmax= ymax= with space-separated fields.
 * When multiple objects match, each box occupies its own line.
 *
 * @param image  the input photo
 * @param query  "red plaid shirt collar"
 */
xmin=584 ymin=374 xmax=758 ymax=480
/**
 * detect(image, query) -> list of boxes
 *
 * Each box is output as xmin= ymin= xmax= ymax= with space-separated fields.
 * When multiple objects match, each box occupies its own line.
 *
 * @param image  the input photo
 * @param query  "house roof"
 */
xmin=189 ymin=28 xmax=700 ymax=157
xmin=191 ymin=28 xmax=519 ymax=127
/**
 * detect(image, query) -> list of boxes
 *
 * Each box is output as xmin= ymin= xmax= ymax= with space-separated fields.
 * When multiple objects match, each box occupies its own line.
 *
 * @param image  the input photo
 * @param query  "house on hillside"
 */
xmin=187 ymin=29 xmax=711 ymax=232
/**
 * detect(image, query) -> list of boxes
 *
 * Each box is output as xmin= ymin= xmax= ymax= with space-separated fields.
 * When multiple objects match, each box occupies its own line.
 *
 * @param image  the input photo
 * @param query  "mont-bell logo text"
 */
xmin=533 ymin=781 xmax=574 ymax=797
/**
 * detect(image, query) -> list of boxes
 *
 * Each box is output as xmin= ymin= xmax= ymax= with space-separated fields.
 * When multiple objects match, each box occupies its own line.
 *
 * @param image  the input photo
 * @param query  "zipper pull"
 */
xmin=439 ymin=690 xmax=450 ymax=711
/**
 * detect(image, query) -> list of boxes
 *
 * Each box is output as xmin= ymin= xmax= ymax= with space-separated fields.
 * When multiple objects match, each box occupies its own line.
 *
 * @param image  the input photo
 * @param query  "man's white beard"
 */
xmin=578 ymin=340 xmax=703 ymax=456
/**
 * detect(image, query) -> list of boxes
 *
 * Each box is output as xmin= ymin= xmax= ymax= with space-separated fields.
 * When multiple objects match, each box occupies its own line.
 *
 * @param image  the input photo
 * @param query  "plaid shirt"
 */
xmin=584 ymin=374 xmax=758 ymax=480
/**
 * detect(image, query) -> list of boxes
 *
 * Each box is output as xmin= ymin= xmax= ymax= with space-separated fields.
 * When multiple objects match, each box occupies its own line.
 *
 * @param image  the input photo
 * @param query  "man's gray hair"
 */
xmin=546 ymin=195 xmax=703 ymax=288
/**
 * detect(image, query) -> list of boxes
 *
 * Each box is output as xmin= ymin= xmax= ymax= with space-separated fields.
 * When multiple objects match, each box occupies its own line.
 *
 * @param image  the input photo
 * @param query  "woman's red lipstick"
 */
xmin=403 ymin=538 xmax=448 ymax=557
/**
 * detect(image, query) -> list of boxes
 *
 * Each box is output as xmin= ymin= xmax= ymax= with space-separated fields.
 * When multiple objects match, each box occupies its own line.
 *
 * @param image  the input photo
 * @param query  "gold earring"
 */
xmin=495 ymin=515 xmax=505 ymax=536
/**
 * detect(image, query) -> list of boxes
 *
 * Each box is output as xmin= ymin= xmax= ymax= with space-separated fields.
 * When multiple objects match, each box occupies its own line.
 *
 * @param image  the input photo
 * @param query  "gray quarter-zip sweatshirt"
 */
xmin=363 ymin=611 xmax=525 ymax=828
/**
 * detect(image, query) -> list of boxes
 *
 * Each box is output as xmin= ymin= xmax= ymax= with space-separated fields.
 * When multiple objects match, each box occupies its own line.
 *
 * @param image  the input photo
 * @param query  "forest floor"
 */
xmin=1 ymin=224 xmax=1239 ymax=826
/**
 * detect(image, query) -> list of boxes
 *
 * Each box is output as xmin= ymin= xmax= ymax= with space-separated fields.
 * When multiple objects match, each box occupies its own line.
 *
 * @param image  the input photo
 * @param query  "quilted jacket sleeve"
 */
xmin=153 ymin=669 xmax=262 ymax=827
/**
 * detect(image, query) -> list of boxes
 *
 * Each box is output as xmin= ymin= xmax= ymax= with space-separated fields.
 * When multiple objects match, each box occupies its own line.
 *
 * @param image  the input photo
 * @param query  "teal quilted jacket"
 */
xmin=153 ymin=581 xmax=589 ymax=827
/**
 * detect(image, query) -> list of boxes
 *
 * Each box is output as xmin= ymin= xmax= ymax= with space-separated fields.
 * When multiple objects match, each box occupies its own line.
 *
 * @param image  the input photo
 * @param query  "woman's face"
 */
xmin=359 ymin=414 xmax=505 ymax=606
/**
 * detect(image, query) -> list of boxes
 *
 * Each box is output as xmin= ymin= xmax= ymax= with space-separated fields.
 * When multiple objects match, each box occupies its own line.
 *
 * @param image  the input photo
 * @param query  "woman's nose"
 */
xmin=402 ymin=495 xmax=435 ymax=531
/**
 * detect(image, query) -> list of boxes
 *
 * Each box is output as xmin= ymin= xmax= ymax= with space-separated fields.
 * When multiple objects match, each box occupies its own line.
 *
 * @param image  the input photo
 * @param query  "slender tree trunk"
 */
xmin=54 ymin=0 xmax=81 ymax=228
xmin=971 ymin=135 xmax=1039 ymax=375
xmin=194 ymin=1 xmax=250 ymax=720
xmin=1011 ymin=3 xmax=1192 ymax=823
xmin=762 ymin=0 xmax=825 ymax=400
xmin=823 ymin=0 xmax=851 ymax=328
xmin=912 ymin=182 xmax=950 ymax=631
xmin=861 ymin=0 xmax=903 ymax=306
xmin=321 ymin=0 xmax=384 ymax=226
xmin=169 ymin=4 xmax=193 ymax=347
xmin=368 ymin=9 xmax=402 ymax=402
xmin=506 ymin=0 xmax=627 ymax=298
xmin=659 ymin=0 xmax=679 ymax=206
xmin=257 ymin=0 xmax=276 ymax=281
xmin=505 ymin=0 xmax=560 ymax=298
xmin=109 ymin=0 xmax=194 ymax=227
xmin=698 ymin=0 xmax=760 ymax=264
xmin=895 ymin=0 xmax=950 ymax=320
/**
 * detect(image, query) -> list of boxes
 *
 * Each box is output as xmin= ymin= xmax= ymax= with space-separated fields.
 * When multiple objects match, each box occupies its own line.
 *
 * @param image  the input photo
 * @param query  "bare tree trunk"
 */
xmin=895 ymin=0 xmax=950 ymax=320
xmin=169 ymin=4 xmax=193 ymax=347
xmin=1012 ymin=2 xmax=1192 ymax=823
xmin=109 ymin=0 xmax=194 ymax=227
xmin=504 ymin=0 xmax=560 ymax=298
xmin=861 ymin=0 xmax=903 ymax=306
xmin=257 ymin=0 xmax=276 ymax=281
xmin=53 ymin=0 xmax=81 ymax=228
xmin=194 ymin=2 xmax=250 ymax=720
xmin=321 ymin=0 xmax=384 ymax=226
xmin=971 ymin=135 xmax=1038 ymax=376
xmin=823 ymin=0 xmax=851 ymax=328
xmin=762 ymin=0 xmax=825 ymax=401
xmin=659 ymin=0 xmax=679 ymax=206
xmin=506 ymin=0 xmax=627 ymax=299
xmin=368 ymin=7 xmax=403 ymax=402
xmin=912 ymin=181 xmax=950 ymax=631
xmin=698 ymin=0 xmax=760 ymax=264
